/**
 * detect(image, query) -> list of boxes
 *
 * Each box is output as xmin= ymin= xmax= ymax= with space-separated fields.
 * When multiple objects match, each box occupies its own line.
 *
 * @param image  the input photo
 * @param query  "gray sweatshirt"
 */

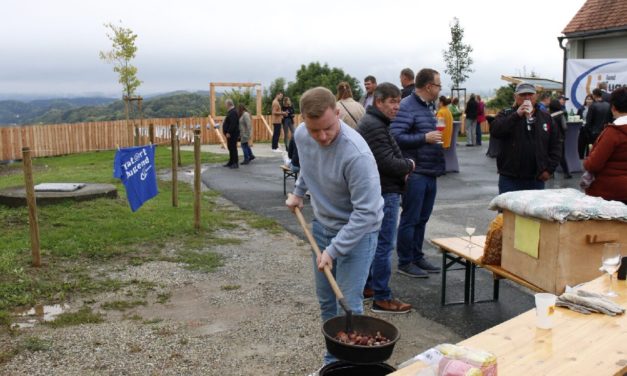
xmin=293 ymin=121 xmax=383 ymax=259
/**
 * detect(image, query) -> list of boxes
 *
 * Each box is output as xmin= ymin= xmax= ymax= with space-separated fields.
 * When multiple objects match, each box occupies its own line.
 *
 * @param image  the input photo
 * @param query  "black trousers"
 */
xmin=227 ymin=136 xmax=239 ymax=166
xmin=272 ymin=123 xmax=281 ymax=149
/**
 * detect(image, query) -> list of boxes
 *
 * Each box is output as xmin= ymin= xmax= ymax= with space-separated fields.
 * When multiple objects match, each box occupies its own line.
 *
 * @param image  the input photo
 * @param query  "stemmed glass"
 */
xmin=465 ymin=217 xmax=476 ymax=250
xmin=601 ymin=243 xmax=622 ymax=297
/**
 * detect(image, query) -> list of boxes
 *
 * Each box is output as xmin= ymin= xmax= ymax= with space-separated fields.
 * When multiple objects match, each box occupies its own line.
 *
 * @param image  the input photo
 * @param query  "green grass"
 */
xmin=21 ymin=336 xmax=52 ymax=352
xmin=0 ymin=147 xmax=244 ymax=321
xmin=44 ymin=306 xmax=104 ymax=328
xmin=101 ymin=300 xmax=147 ymax=311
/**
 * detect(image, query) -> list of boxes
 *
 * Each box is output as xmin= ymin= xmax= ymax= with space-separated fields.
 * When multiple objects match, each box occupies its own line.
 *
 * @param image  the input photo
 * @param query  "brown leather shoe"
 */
xmin=371 ymin=299 xmax=412 ymax=314
xmin=363 ymin=288 xmax=375 ymax=300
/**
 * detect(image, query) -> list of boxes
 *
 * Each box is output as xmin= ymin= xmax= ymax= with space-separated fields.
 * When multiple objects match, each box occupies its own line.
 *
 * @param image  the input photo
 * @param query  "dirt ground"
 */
xmin=1 ymin=195 xmax=460 ymax=375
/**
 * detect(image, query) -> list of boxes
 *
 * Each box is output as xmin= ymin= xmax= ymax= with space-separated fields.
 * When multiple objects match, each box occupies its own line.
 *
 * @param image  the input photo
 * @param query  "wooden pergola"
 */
xmin=208 ymin=82 xmax=273 ymax=148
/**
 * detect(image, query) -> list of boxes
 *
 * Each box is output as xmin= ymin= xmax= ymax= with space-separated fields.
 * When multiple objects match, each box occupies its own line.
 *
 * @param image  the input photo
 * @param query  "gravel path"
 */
xmin=0 ymin=197 xmax=458 ymax=375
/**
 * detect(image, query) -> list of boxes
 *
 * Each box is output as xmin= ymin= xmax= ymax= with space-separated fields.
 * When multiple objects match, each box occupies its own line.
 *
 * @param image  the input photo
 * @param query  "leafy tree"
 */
xmin=283 ymin=62 xmax=362 ymax=111
xmin=486 ymin=84 xmax=516 ymax=111
xmin=217 ymin=88 xmax=256 ymax=116
xmin=99 ymin=21 xmax=142 ymax=99
xmin=443 ymin=18 xmax=474 ymax=90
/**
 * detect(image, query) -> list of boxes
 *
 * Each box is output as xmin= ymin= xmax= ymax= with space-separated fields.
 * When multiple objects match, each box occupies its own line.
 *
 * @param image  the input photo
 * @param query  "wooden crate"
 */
xmin=501 ymin=209 xmax=627 ymax=294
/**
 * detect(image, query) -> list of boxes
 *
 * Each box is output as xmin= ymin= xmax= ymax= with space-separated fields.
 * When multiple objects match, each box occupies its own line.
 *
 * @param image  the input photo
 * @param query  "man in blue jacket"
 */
xmin=391 ymin=68 xmax=445 ymax=278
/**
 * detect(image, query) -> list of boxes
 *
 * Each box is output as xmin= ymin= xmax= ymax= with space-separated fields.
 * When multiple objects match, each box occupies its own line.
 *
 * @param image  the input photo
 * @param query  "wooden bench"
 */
xmin=280 ymin=164 xmax=298 ymax=196
xmin=431 ymin=236 xmax=543 ymax=306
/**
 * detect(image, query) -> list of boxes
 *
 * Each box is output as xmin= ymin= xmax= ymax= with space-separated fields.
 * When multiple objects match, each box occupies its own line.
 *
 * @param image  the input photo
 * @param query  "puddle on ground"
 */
xmin=13 ymin=303 xmax=69 ymax=328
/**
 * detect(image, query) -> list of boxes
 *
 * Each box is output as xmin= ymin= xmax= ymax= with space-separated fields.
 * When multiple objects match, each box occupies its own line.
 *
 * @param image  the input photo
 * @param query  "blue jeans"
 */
xmin=312 ymin=219 xmax=377 ymax=365
xmin=241 ymin=142 xmax=254 ymax=161
xmin=397 ymin=174 xmax=437 ymax=268
xmin=498 ymin=175 xmax=545 ymax=194
xmin=476 ymin=121 xmax=482 ymax=145
xmin=365 ymin=193 xmax=400 ymax=301
xmin=465 ymin=119 xmax=477 ymax=145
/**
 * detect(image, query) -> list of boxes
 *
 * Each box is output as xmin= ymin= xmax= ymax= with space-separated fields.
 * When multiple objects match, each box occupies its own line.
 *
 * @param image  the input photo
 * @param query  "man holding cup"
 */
xmin=490 ymin=82 xmax=562 ymax=194
xmin=390 ymin=68 xmax=445 ymax=278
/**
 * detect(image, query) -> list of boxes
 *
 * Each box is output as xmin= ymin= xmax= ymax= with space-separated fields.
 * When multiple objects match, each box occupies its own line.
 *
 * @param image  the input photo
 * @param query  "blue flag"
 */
xmin=113 ymin=145 xmax=159 ymax=212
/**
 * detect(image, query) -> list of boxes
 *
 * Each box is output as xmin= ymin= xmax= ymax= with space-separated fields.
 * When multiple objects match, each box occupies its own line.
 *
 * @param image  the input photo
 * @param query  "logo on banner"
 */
xmin=569 ymin=61 xmax=627 ymax=109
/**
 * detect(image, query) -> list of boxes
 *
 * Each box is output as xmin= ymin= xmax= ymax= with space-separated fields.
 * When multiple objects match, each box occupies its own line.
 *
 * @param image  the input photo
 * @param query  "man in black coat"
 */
xmin=587 ymin=88 xmax=612 ymax=144
xmin=357 ymin=83 xmax=415 ymax=314
xmin=491 ymin=82 xmax=561 ymax=193
xmin=222 ymin=99 xmax=240 ymax=168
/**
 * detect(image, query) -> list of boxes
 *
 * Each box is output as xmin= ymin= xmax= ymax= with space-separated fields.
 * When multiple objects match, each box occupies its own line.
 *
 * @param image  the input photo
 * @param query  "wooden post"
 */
xmin=176 ymin=122 xmax=182 ymax=167
xmin=256 ymin=87 xmax=262 ymax=117
xmin=22 ymin=147 xmax=41 ymax=267
xmin=138 ymin=98 xmax=144 ymax=145
xmin=170 ymin=125 xmax=178 ymax=208
xmin=149 ymin=123 xmax=155 ymax=145
xmin=193 ymin=129 xmax=201 ymax=232
xmin=207 ymin=116 xmax=227 ymax=149
xmin=210 ymin=83 xmax=216 ymax=119
xmin=124 ymin=97 xmax=131 ymax=146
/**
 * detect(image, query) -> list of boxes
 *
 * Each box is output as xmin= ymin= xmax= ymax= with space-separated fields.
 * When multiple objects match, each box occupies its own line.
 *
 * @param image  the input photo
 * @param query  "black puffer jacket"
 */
xmin=491 ymin=105 xmax=562 ymax=179
xmin=357 ymin=106 xmax=414 ymax=193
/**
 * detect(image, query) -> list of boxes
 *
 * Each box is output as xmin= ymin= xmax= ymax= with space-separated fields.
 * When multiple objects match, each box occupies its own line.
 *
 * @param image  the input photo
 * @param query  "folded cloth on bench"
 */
xmin=488 ymin=188 xmax=627 ymax=223
xmin=556 ymin=289 xmax=625 ymax=316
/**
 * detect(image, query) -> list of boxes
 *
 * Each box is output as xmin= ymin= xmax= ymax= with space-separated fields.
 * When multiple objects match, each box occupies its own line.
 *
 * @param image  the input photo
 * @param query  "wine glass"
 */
xmin=436 ymin=117 xmax=445 ymax=144
xmin=465 ymin=217 xmax=476 ymax=249
xmin=601 ymin=243 xmax=622 ymax=297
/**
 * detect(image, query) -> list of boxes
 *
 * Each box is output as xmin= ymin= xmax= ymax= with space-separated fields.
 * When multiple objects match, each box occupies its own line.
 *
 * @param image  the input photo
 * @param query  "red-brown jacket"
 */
xmin=583 ymin=121 xmax=627 ymax=201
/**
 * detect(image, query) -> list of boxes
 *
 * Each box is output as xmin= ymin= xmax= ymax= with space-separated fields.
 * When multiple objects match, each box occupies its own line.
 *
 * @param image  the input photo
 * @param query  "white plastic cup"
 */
xmin=535 ymin=293 xmax=557 ymax=329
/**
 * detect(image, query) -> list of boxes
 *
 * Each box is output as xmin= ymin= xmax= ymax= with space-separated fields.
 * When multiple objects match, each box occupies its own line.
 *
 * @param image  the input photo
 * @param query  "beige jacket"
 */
xmin=272 ymin=99 xmax=283 ymax=124
xmin=337 ymin=98 xmax=366 ymax=129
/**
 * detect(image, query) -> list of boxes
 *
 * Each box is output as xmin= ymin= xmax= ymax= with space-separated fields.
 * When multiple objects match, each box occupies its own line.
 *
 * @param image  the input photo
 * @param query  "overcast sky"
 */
xmin=1 ymin=0 xmax=587 ymax=99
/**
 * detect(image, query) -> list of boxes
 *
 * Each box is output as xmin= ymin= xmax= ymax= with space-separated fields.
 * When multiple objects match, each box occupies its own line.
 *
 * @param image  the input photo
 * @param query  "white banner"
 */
xmin=565 ymin=59 xmax=627 ymax=113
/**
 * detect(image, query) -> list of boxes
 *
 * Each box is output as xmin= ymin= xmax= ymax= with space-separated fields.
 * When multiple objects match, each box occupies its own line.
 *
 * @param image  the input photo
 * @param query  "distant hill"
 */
xmin=0 ymin=91 xmax=217 ymax=125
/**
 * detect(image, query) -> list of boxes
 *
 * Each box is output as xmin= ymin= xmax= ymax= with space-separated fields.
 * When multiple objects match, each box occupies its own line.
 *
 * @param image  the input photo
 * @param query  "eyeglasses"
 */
xmin=430 ymin=83 xmax=442 ymax=88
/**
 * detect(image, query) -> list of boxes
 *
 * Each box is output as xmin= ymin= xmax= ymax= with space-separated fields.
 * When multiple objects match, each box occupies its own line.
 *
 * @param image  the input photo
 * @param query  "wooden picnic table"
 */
xmin=390 ymin=275 xmax=627 ymax=375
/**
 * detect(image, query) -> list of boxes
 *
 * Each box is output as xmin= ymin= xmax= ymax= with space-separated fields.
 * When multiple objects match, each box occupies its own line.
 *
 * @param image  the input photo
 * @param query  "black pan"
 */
xmin=294 ymin=207 xmax=400 ymax=364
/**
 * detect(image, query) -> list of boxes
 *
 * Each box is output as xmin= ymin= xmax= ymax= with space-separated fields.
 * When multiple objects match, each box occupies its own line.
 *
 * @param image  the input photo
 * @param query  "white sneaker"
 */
xmin=307 ymin=366 xmax=322 ymax=376
xmin=272 ymin=148 xmax=283 ymax=153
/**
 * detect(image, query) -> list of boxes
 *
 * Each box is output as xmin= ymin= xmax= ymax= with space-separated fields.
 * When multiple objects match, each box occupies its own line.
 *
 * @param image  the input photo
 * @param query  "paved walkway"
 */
xmin=199 ymin=140 xmax=582 ymax=339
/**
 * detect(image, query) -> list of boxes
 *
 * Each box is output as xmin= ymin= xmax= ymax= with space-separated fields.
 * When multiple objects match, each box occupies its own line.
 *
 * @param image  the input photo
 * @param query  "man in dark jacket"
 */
xmin=390 ymin=68 xmax=445 ymax=278
xmin=358 ymin=83 xmax=415 ymax=313
xmin=491 ymin=82 xmax=561 ymax=193
xmin=464 ymin=94 xmax=479 ymax=146
xmin=222 ymin=99 xmax=240 ymax=168
xmin=399 ymin=68 xmax=415 ymax=99
xmin=587 ymin=88 xmax=612 ymax=144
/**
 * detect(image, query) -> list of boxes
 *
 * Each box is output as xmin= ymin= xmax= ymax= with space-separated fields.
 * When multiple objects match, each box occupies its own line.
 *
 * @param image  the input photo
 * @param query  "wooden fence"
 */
xmin=0 ymin=115 xmax=302 ymax=161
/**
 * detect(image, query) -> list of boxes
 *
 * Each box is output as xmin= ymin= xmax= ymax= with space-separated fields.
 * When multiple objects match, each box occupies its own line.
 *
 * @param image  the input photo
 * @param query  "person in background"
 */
xmin=282 ymin=96 xmax=296 ymax=150
xmin=583 ymin=86 xmax=627 ymax=204
xmin=450 ymin=97 xmax=462 ymax=122
xmin=400 ymin=68 xmax=415 ymax=99
xmin=464 ymin=94 xmax=478 ymax=146
xmin=587 ymin=88 xmax=612 ymax=146
xmin=287 ymin=137 xmax=299 ymax=173
xmin=490 ymin=82 xmax=561 ymax=193
xmin=391 ymin=68 xmax=444 ymax=278
xmin=436 ymin=96 xmax=454 ymax=149
xmin=285 ymin=87 xmax=383 ymax=367
xmin=549 ymin=99 xmax=572 ymax=179
xmin=357 ymin=83 xmax=414 ymax=314
xmin=558 ymin=95 xmax=569 ymax=113
xmin=238 ymin=104 xmax=255 ymax=165
xmin=271 ymin=92 xmax=285 ymax=152
xmin=222 ymin=99 xmax=240 ymax=169
xmin=475 ymin=95 xmax=486 ymax=146
xmin=359 ymin=75 xmax=377 ymax=108
xmin=336 ymin=81 xmax=365 ymax=129
xmin=537 ymin=92 xmax=551 ymax=113
xmin=577 ymin=94 xmax=594 ymax=158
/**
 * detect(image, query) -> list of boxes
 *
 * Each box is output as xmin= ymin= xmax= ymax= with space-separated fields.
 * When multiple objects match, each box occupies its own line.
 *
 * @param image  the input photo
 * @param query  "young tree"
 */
xmin=443 ymin=18 xmax=474 ymax=90
xmin=99 ymin=22 xmax=141 ymax=99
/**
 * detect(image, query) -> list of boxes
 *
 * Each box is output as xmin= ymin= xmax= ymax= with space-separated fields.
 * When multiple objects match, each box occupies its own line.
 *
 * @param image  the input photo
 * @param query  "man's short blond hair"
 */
xmin=300 ymin=87 xmax=336 ymax=119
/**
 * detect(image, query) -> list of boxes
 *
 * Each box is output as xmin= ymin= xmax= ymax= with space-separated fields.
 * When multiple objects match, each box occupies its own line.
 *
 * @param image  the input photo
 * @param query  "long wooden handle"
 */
xmin=294 ymin=207 xmax=345 ymax=301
